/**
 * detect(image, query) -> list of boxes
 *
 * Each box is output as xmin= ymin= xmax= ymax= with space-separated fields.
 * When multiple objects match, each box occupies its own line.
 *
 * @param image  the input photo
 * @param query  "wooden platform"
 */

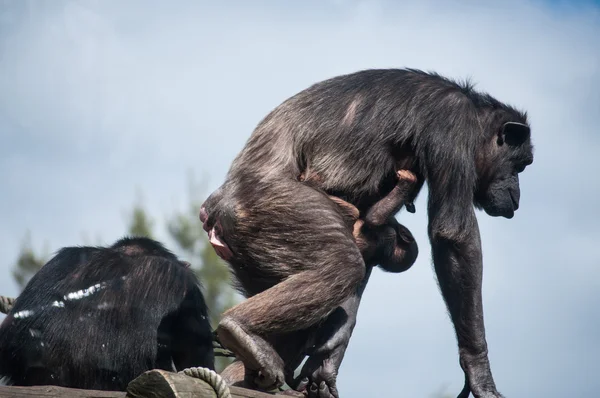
xmin=0 ymin=369 xmax=297 ymax=398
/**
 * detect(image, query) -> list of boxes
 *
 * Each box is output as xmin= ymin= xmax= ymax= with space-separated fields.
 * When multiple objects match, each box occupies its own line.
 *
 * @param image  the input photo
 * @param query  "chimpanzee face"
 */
xmin=474 ymin=122 xmax=534 ymax=219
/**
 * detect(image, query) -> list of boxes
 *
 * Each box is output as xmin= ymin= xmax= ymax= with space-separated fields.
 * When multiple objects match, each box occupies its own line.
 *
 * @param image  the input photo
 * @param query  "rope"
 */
xmin=179 ymin=367 xmax=231 ymax=398
xmin=0 ymin=295 xmax=15 ymax=315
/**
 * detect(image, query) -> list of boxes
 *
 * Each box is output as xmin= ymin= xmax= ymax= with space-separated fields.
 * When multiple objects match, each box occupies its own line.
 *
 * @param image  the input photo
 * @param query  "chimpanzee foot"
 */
xmin=293 ymin=340 xmax=348 ymax=398
xmin=293 ymin=353 xmax=339 ymax=398
xmin=396 ymin=169 xmax=417 ymax=183
xmin=217 ymin=317 xmax=285 ymax=391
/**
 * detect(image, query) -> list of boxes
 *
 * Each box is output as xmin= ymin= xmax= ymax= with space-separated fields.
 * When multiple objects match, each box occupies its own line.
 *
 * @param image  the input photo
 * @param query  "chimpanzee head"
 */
xmin=474 ymin=115 xmax=534 ymax=219
xmin=111 ymin=236 xmax=184 ymax=262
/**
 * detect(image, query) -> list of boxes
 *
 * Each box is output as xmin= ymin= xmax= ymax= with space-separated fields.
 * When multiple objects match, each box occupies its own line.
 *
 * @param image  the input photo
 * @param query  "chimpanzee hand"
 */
xmin=458 ymin=353 xmax=505 ymax=398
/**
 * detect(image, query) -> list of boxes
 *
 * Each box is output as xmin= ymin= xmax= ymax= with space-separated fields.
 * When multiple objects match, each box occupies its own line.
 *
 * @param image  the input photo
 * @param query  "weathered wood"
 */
xmin=126 ymin=369 xmax=217 ymax=398
xmin=0 ymin=370 xmax=297 ymax=398
xmin=127 ymin=369 xmax=293 ymax=398
xmin=229 ymin=388 xmax=299 ymax=398
xmin=0 ymin=385 xmax=126 ymax=397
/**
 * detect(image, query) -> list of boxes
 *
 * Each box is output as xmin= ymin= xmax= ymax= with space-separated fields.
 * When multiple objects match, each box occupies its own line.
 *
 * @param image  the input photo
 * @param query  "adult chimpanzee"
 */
xmin=218 ymin=169 xmax=420 ymax=396
xmin=201 ymin=68 xmax=534 ymax=398
xmin=0 ymin=237 xmax=214 ymax=391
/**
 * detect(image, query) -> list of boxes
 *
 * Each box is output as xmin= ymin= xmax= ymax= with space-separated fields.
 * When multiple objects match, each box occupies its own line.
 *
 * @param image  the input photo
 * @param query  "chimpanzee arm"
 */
xmin=171 ymin=286 xmax=215 ymax=371
xmin=403 ymin=173 xmax=425 ymax=214
xmin=364 ymin=170 xmax=418 ymax=226
xmin=429 ymin=204 xmax=500 ymax=398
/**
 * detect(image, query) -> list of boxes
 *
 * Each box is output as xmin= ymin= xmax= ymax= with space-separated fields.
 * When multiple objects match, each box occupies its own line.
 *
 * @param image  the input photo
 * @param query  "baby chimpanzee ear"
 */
xmin=498 ymin=122 xmax=530 ymax=146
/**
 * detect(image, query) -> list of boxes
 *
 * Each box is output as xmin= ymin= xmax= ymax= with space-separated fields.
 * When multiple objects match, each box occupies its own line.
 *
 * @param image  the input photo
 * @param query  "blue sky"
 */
xmin=0 ymin=1 xmax=599 ymax=397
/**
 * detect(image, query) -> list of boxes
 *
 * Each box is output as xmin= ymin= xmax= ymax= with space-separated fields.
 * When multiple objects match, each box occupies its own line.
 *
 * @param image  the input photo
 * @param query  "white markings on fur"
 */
xmin=97 ymin=301 xmax=112 ymax=310
xmin=11 ymin=279 xmax=121 ymax=318
xmin=13 ymin=309 xmax=34 ymax=319
xmin=64 ymin=282 xmax=107 ymax=301
xmin=28 ymin=328 xmax=41 ymax=338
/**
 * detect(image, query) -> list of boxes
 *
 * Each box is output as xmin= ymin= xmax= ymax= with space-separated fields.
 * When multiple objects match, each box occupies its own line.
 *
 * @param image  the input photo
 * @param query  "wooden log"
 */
xmin=126 ymin=369 xmax=294 ymax=398
xmin=126 ymin=369 xmax=218 ymax=398
xmin=0 ymin=385 xmax=126 ymax=397
xmin=0 ymin=370 xmax=300 ymax=398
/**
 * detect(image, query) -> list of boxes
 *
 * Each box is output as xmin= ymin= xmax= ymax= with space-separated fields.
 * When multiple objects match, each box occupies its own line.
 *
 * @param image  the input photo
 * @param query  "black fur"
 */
xmin=0 ymin=237 xmax=214 ymax=391
xmin=201 ymin=68 xmax=534 ymax=397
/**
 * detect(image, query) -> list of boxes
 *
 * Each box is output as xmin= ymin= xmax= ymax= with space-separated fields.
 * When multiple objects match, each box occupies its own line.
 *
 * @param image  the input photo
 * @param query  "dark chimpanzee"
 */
xmin=200 ymin=69 xmax=534 ymax=398
xmin=0 ymin=237 xmax=214 ymax=391
xmin=217 ymin=168 xmax=420 ymax=396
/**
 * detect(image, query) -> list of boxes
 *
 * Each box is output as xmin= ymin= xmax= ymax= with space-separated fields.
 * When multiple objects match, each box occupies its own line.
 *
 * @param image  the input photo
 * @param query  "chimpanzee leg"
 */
xmin=215 ymin=181 xmax=365 ymax=390
xmin=290 ymin=175 xmax=418 ymax=398
xmin=218 ymin=270 xmax=362 ymax=389
xmin=326 ymin=196 xmax=359 ymax=228
xmin=221 ymin=328 xmax=315 ymax=389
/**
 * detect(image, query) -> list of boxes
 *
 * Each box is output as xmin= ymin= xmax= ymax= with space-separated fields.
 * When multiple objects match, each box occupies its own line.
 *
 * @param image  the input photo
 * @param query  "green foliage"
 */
xmin=127 ymin=202 xmax=155 ymax=238
xmin=167 ymin=207 xmax=238 ymax=328
xmin=12 ymin=231 xmax=47 ymax=290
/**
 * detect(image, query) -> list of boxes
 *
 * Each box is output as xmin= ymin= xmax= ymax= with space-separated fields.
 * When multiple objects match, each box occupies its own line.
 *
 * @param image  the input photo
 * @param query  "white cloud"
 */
xmin=0 ymin=0 xmax=598 ymax=396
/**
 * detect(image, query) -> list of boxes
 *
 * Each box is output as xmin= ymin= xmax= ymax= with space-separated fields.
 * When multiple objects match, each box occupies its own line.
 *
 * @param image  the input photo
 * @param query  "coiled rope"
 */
xmin=179 ymin=367 xmax=231 ymax=398
xmin=0 ymin=295 xmax=15 ymax=314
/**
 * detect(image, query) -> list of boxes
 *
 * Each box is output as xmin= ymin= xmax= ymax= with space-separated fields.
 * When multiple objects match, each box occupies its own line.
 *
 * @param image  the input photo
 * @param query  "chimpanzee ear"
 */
xmin=498 ymin=122 xmax=530 ymax=146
